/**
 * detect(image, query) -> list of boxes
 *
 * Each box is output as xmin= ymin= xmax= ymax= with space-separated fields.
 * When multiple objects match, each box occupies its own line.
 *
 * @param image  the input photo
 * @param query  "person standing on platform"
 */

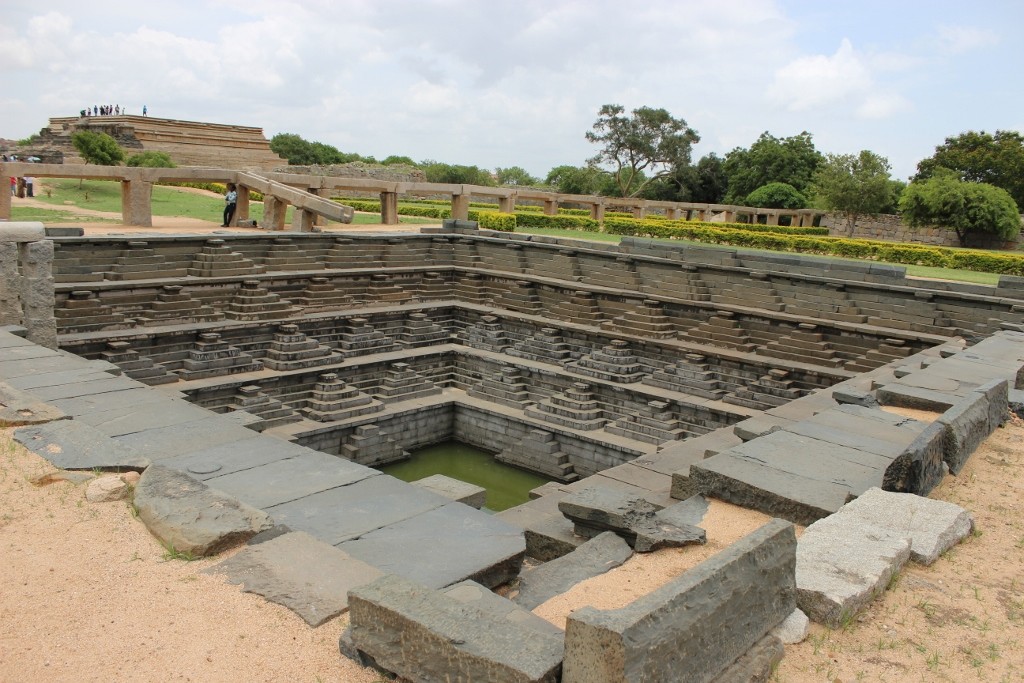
xmin=142 ymin=105 xmax=147 ymax=116
xmin=222 ymin=184 xmax=237 ymax=227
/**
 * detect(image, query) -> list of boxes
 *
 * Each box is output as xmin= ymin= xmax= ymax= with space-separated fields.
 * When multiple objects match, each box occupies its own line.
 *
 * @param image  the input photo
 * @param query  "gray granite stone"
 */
xmin=206 ymin=530 xmax=383 ymax=626
xmin=412 ymin=474 xmax=487 ymax=509
xmin=559 ymin=486 xmax=705 ymax=551
xmin=0 ymin=381 xmax=67 ymax=426
xmin=14 ymin=420 xmax=150 ymax=470
xmin=159 ymin=436 xmax=310 ymax=480
xmin=514 ymin=531 xmax=632 ymax=610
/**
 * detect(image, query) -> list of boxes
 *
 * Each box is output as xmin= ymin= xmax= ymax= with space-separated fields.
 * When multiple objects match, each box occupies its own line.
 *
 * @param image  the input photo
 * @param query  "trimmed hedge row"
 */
xmin=514 ymin=212 xmax=599 ymax=231
xmin=604 ymin=217 xmax=1024 ymax=275
xmin=470 ymin=211 xmax=515 ymax=232
xmin=166 ymin=181 xmax=265 ymax=202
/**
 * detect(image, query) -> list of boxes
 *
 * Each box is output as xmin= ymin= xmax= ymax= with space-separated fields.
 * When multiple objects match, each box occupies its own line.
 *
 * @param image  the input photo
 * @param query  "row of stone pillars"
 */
xmin=0 ymin=223 xmax=57 ymax=348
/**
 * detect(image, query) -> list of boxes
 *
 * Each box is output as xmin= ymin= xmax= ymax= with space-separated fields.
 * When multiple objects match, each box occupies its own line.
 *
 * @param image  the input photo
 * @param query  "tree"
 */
xmin=495 ymin=166 xmax=538 ymax=186
xmin=723 ymin=131 xmax=823 ymax=203
xmin=811 ymin=150 xmax=894 ymax=235
xmin=544 ymin=165 xmax=602 ymax=195
xmin=71 ymin=131 xmax=124 ymax=166
xmin=899 ymin=170 xmax=1021 ymax=247
xmin=126 ymin=151 xmax=176 ymax=168
xmin=381 ymin=155 xmax=418 ymax=166
xmin=688 ymin=153 xmax=728 ymax=204
xmin=421 ymin=162 xmax=494 ymax=186
xmin=585 ymin=104 xmax=700 ymax=198
xmin=269 ymin=133 xmax=362 ymax=166
xmin=915 ymin=130 xmax=1024 ymax=209
xmin=745 ymin=182 xmax=807 ymax=209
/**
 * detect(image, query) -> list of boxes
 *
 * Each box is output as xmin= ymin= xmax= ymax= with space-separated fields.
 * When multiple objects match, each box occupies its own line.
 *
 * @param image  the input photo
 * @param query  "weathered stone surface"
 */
xmin=558 ymin=486 xmax=705 ymax=551
xmin=14 ymin=420 xmax=150 ymax=470
xmin=0 ymin=381 xmax=67 ymax=425
xmin=562 ymin=519 xmax=796 ymax=683
xmin=771 ymin=608 xmax=809 ymax=644
xmin=206 ymin=531 xmax=382 ymax=626
xmin=655 ymin=494 xmax=710 ymax=528
xmin=709 ymin=634 xmax=784 ymax=683
xmin=31 ymin=469 xmax=94 ymax=486
xmin=85 ymin=474 xmax=131 ymax=502
xmin=442 ymin=580 xmax=563 ymax=637
xmin=514 ymin=531 xmax=632 ymax=610
xmin=134 ymin=465 xmax=274 ymax=556
xmin=340 ymin=502 xmax=526 ymax=589
xmin=830 ymin=387 xmax=880 ymax=408
xmin=412 ymin=474 xmax=487 ymax=509
xmin=348 ymin=573 xmax=563 ymax=683
xmin=796 ymin=508 xmax=911 ymax=627
xmin=936 ymin=379 xmax=1007 ymax=474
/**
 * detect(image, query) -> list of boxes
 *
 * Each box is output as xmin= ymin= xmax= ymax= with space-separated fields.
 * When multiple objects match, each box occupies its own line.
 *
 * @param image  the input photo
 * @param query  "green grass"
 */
xmin=11 ymin=206 xmax=121 ymax=224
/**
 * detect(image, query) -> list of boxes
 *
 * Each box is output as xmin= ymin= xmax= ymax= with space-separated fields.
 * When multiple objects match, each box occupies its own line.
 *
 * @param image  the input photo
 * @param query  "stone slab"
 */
xmin=205 ymin=451 xmax=379 ymax=509
xmin=49 ymin=387 xmax=176 ymax=418
xmin=513 ymin=531 xmax=632 ymax=610
xmin=348 ymin=573 xmax=563 ymax=683
xmin=340 ymin=502 xmax=526 ymax=589
xmin=559 ymin=486 xmax=705 ymax=552
xmin=206 ymin=530 xmax=383 ymax=626
xmin=3 ymin=368 xmax=117 ymax=391
xmin=159 ymin=437 xmax=311 ymax=480
xmin=655 ymin=494 xmax=710 ymax=528
xmin=266 ymin=474 xmax=450 ymax=545
xmin=14 ymin=419 xmax=150 ymax=470
xmin=591 ymin=462 xmax=673 ymax=496
xmin=412 ymin=474 xmax=487 ymax=509
xmin=0 ymin=381 xmax=67 ymax=426
xmin=113 ymin=416 xmax=264 ymax=461
xmin=28 ymin=376 xmax=148 ymax=401
xmin=442 ymin=580 xmax=563 ymax=637
xmin=134 ymin=465 xmax=274 ymax=556
xmin=75 ymin=400 xmax=217 ymax=437
xmin=562 ymin=519 xmax=795 ymax=683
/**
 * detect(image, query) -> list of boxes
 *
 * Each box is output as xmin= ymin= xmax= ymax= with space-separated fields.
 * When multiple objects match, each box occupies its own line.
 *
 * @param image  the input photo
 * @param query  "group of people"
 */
xmin=4 ymin=154 xmax=35 ymax=198
xmin=79 ymin=104 xmax=147 ymax=117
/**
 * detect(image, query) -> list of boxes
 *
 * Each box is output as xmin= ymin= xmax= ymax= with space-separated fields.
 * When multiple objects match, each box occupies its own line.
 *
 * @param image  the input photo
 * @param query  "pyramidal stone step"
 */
xmin=507 ymin=327 xmax=572 ymax=365
xmin=461 ymin=315 xmax=510 ymax=353
xmin=606 ymin=400 xmax=686 ymax=446
xmin=55 ymin=290 xmax=130 ymax=333
xmin=186 ymin=238 xmax=265 ymax=277
xmin=549 ymin=290 xmax=604 ymax=326
xmin=99 ymin=341 xmax=178 ymax=385
xmin=262 ymin=323 xmax=343 ymax=371
xmin=493 ymin=280 xmax=543 ymax=314
xmin=374 ymin=362 xmax=442 ymax=404
xmin=261 ymin=238 xmax=324 ymax=272
xmin=301 ymin=372 xmax=384 ymax=422
xmin=340 ymin=424 xmax=409 ymax=467
xmin=680 ymin=311 xmax=755 ymax=353
xmin=453 ymin=272 xmax=490 ymax=304
xmin=225 ymin=384 xmax=301 ymax=431
xmin=566 ymin=339 xmax=646 ymax=384
xmin=466 ymin=366 xmax=534 ymax=409
xmin=137 ymin=285 xmax=225 ymax=325
xmin=224 ymin=280 xmax=300 ymax=321
xmin=364 ymin=273 xmax=412 ymax=304
xmin=397 ymin=312 xmax=449 ymax=348
xmin=176 ymin=332 xmax=263 ymax=380
xmin=294 ymin=276 xmax=354 ymax=312
xmin=642 ymin=354 xmax=728 ymax=400
xmin=339 ymin=317 xmax=396 ymax=356
xmin=324 ymin=238 xmax=384 ymax=269
xmin=611 ymin=300 xmax=677 ymax=338
xmin=106 ymin=241 xmax=188 ymax=280
xmin=495 ymin=429 xmax=579 ymax=482
xmin=417 ymin=271 xmax=453 ymax=301
xmin=525 ymin=382 xmax=606 ymax=431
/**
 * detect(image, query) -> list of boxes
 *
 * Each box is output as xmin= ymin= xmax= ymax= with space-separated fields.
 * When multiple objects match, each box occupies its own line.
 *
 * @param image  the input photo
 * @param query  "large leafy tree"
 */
xmin=544 ymin=165 xmax=602 ymax=195
xmin=71 ymin=131 xmax=124 ymax=166
xmin=585 ymin=104 xmax=700 ymax=198
xmin=899 ymin=170 xmax=1021 ymax=247
xmin=745 ymin=182 xmax=807 ymax=209
xmin=270 ymin=133 xmax=365 ymax=165
xmin=723 ymin=131 xmax=823 ymax=203
xmin=495 ymin=166 xmax=538 ymax=186
xmin=421 ymin=162 xmax=494 ymax=186
xmin=915 ymin=130 xmax=1024 ymax=209
xmin=811 ymin=150 xmax=895 ymax=235
xmin=126 ymin=151 xmax=176 ymax=168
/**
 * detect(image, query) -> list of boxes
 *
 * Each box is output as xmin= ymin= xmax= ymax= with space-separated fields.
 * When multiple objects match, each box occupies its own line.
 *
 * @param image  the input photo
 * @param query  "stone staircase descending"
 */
xmin=525 ymin=382 xmax=606 ymax=431
xmin=301 ymin=372 xmax=383 ymax=422
xmin=496 ymin=430 xmax=579 ymax=482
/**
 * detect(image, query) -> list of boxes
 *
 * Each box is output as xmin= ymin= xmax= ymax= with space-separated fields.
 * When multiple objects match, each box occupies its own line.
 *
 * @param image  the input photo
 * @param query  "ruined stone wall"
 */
xmin=821 ymin=212 xmax=1019 ymax=249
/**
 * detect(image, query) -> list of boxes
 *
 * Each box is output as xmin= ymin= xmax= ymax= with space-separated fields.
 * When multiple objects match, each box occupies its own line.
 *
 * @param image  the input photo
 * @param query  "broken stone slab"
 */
xmin=936 ymin=379 xmax=1008 ymax=474
xmin=513 ymin=531 xmax=633 ymax=610
xmin=830 ymin=487 xmax=973 ymax=565
xmin=558 ymin=486 xmax=705 ymax=552
xmin=442 ymin=580 xmax=564 ymax=637
xmin=205 ymin=530 xmax=382 ymax=626
xmin=562 ymin=519 xmax=796 ymax=683
xmin=655 ymin=494 xmax=710 ymax=528
xmin=709 ymin=633 xmax=784 ymax=683
xmin=412 ymin=474 xmax=487 ymax=509
xmin=732 ymin=417 xmax=785 ymax=442
xmin=830 ymin=387 xmax=880 ymax=408
xmin=348 ymin=573 xmax=563 ymax=683
xmin=795 ymin=512 xmax=911 ymax=627
xmin=14 ymin=420 xmax=150 ymax=470
xmin=133 ymin=465 xmax=274 ymax=557
xmin=85 ymin=474 xmax=132 ymax=502
xmin=0 ymin=381 xmax=68 ymax=426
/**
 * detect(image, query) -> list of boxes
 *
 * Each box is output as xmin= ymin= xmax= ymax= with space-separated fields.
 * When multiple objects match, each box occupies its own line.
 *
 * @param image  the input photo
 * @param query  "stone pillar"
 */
xmin=767 ymin=212 xmax=779 ymax=226
xmin=0 ymin=223 xmax=56 ymax=349
xmin=121 ymin=179 xmax=153 ymax=227
xmin=313 ymin=189 xmax=327 ymax=227
xmin=263 ymin=196 xmax=287 ymax=230
xmin=543 ymin=199 xmax=558 ymax=216
xmin=380 ymin=191 xmax=399 ymax=225
xmin=451 ymin=194 xmax=470 ymax=221
xmin=236 ymin=186 xmax=250 ymax=223
xmin=498 ymin=195 xmax=516 ymax=213
xmin=631 ymin=205 xmax=646 ymax=219
xmin=666 ymin=207 xmax=682 ymax=220
xmin=590 ymin=202 xmax=605 ymax=222
xmin=292 ymin=208 xmax=316 ymax=232
xmin=0 ymin=173 xmax=10 ymax=219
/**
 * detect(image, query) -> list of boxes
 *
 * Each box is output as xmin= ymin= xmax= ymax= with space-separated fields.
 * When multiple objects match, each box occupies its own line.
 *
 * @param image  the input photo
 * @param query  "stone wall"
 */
xmin=275 ymin=162 xmax=426 ymax=183
xmin=821 ymin=212 xmax=1020 ymax=249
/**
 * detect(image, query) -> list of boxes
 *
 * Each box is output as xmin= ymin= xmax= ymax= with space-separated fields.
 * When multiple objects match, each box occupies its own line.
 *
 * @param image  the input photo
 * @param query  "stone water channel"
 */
xmin=381 ymin=441 xmax=552 ymax=512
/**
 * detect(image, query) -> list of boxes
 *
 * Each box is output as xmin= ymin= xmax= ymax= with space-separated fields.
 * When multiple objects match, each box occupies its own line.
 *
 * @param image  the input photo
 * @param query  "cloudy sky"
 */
xmin=2 ymin=0 xmax=1021 ymax=181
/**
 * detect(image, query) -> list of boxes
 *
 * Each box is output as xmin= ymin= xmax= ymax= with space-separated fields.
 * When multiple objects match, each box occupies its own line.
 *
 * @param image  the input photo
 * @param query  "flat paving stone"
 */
xmin=205 ymin=451 xmax=379 ymax=509
xmin=593 ymin=462 xmax=673 ymax=494
xmin=267 ymin=475 xmax=450 ymax=545
xmin=206 ymin=530 xmax=383 ymax=626
xmin=0 ymin=355 xmax=110 ymax=380
xmin=339 ymin=502 xmax=526 ymax=589
xmin=50 ymin=387 xmax=176 ymax=417
xmin=15 ymin=420 xmax=150 ymax=470
xmin=513 ymin=531 xmax=632 ymax=610
xmin=29 ymin=376 xmax=148 ymax=401
xmin=159 ymin=437 xmax=311 ymax=481
xmin=113 ymin=416 xmax=262 ymax=461
xmin=0 ymin=382 xmax=67 ymax=425
xmin=73 ymin=401 xmax=215 ymax=436
xmin=4 ymin=368 xmax=119 ymax=391
xmin=443 ymin=580 xmax=563 ymax=636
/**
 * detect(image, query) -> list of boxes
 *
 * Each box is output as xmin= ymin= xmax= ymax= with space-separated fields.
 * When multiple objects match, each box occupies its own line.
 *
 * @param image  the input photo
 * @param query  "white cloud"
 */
xmin=936 ymin=25 xmax=998 ymax=55
xmin=768 ymin=38 xmax=871 ymax=110
xmin=857 ymin=93 xmax=912 ymax=119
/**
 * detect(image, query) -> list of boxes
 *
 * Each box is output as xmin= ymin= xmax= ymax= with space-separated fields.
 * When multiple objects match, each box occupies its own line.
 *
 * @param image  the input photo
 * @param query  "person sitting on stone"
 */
xmin=222 ymin=184 xmax=238 ymax=227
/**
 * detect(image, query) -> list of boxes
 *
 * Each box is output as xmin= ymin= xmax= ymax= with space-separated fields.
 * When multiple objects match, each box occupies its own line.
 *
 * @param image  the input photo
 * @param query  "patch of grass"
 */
xmin=10 ymin=206 xmax=120 ymax=223
xmin=159 ymin=540 xmax=198 ymax=562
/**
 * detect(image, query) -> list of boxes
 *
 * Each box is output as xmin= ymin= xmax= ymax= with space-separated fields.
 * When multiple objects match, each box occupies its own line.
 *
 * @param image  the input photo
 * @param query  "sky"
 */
xmin=2 ymin=0 xmax=1022 ymax=181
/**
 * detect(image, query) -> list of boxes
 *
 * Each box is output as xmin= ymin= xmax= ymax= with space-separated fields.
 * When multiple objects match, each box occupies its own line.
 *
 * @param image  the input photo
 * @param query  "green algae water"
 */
xmin=381 ymin=441 xmax=551 ymax=512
